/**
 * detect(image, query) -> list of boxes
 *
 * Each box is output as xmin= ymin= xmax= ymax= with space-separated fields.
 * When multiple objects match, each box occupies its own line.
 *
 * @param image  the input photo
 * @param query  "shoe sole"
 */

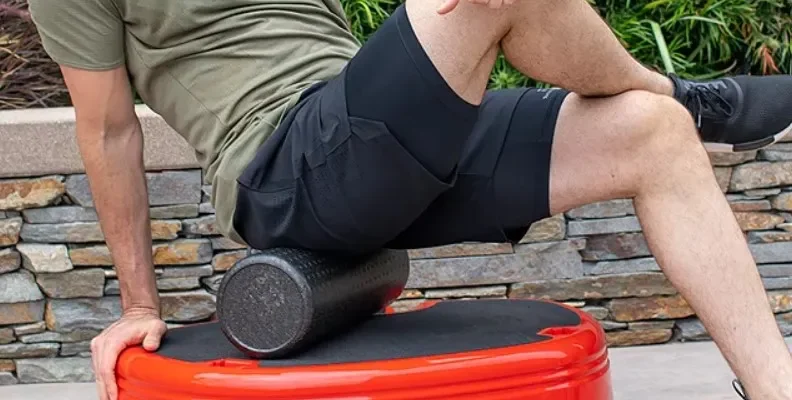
xmin=703 ymin=122 xmax=792 ymax=153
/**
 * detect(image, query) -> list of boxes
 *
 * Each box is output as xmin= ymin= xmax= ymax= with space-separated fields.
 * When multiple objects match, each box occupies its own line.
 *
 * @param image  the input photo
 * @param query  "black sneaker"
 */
xmin=670 ymin=73 xmax=792 ymax=153
xmin=733 ymin=379 xmax=749 ymax=399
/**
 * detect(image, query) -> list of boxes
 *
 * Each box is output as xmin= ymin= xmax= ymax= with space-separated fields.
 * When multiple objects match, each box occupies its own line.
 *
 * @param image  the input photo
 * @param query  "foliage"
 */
xmin=1 ymin=0 xmax=790 ymax=109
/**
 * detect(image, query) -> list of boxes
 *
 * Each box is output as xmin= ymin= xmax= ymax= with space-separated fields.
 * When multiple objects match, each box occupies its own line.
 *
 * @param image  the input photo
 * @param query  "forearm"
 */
xmin=76 ymin=121 xmax=159 ymax=313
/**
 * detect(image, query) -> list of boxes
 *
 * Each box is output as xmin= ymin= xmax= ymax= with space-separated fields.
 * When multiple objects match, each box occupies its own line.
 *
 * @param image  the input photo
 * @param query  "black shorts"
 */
xmin=234 ymin=5 xmax=570 ymax=253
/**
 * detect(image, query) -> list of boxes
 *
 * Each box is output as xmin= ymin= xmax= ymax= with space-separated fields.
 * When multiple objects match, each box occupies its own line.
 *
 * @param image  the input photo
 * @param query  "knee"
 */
xmin=621 ymin=91 xmax=705 ymax=159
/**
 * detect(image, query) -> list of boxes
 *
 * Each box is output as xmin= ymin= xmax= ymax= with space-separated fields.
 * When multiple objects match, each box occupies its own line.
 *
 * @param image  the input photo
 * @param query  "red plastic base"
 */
xmin=116 ymin=300 xmax=613 ymax=400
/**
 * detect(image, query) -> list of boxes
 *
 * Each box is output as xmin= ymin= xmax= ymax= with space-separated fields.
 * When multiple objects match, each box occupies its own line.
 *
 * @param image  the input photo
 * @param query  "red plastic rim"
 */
xmin=116 ymin=300 xmax=613 ymax=400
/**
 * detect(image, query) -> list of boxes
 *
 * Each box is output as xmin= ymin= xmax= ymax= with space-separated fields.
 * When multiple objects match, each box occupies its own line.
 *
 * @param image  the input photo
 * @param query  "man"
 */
xmin=27 ymin=0 xmax=792 ymax=399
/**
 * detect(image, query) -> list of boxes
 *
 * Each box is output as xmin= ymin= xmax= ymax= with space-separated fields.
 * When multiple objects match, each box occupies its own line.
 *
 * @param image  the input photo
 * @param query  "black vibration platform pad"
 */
xmin=158 ymin=299 xmax=581 ymax=366
xmin=216 ymin=248 xmax=410 ymax=359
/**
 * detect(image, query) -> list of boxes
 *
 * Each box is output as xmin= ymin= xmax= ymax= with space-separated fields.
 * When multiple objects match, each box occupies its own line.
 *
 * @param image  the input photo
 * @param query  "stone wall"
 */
xmin=1 ymin=120 xmax=792 ymax=386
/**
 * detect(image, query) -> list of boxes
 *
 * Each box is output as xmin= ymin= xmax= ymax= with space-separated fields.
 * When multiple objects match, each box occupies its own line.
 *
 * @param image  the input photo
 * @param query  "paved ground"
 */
xmin=2 ymin=339 xmax=790 ymax=400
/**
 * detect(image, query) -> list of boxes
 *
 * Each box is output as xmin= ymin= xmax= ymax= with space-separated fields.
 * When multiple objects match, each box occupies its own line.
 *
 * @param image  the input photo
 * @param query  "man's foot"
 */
xmin=733 ymin=380 xmax=749 ymax=399
xmin=669 ymin=74 xmax=792 ymax=153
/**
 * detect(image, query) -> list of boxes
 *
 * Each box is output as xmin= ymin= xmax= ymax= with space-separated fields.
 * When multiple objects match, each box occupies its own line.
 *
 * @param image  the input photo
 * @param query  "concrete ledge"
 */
xmin=0 ymin=106 xmax=199 ymax=179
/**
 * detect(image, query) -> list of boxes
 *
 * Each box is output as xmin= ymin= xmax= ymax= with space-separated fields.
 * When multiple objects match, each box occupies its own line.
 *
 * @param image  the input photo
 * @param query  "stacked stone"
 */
xmin=1 ymin=140 xmax=791 ymax=385
xmin=0 ymin=170 xmax=226 ymax=385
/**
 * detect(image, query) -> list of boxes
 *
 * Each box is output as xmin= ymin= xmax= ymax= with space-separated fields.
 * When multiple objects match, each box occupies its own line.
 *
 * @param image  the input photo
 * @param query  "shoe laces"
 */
xmin=680 ymin=81 xmax=735 ymax=128
xmin=733 ymin=380 xmax=749 ymax=399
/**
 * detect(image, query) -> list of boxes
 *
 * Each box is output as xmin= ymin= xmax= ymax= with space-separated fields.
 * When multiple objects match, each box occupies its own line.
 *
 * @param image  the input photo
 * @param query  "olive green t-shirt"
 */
xmin=28 ymin=0 xmax=361 ymax=245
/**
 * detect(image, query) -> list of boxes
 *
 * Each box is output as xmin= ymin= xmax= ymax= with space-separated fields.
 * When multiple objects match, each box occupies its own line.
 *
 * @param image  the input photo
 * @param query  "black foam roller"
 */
xmin=216 ymin=248 xmax=410 ymax=359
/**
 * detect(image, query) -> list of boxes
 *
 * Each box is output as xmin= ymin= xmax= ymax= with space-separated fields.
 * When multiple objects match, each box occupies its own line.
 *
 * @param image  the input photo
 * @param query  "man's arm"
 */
xmin=61 ymin=66 xmax=166 ymax=400
xmin=61 ymin=65 xmax=159 ymax=313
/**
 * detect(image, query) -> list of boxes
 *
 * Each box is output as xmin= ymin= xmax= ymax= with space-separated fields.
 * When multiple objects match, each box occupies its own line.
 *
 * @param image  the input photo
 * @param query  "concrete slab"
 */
xmin=0 ymin=105 xmax=198 ymax=179
xmin=1 ymin=339 xmax=790 ymax=400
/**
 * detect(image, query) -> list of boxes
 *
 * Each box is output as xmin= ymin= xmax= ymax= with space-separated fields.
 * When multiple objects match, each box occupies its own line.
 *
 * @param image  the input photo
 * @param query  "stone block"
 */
xmin=0 ymin=217 xmax=22 ymax=246
xmin=408 ymin=241 xmax=583 ymax=288
xmin=0 ymin=372 xmax=17 ymax=385
xmin=599 ymin=321 xmax=628 ymax=331
xmin=760 ymin=264 xmax=792 ymax=278
xmin=0 ymin=270 xmax=44 ymax=303
xmin=0 ymin=302 xmax=45 ymax=326
xmin=157 ymin=277 xmax=202 ymax=291
xmin=761 ymin=149 xmax=792 ymax=162
xmin=201 ymin=275 xmax=224 ymax=295
xmin=160 ymin=290 xmax=216 ymax=323
xmin=210 ymin=237 xmax=247 ymax=251
xmin=0 ymin=176 xmax=64 ymax=211
xmin=19 ymin=329 xmax=98 ymax=344
xmin=709 ymin=151 xmax=757 ymax=166
xmin=581 ymin=233 xmax=650 ymax=261
xmin=744 ymin=188 xmax=782 ymax=198
xmin=423 ymin=286 xmax=508 ymax=299
xmin=734 ymin=212 xmax=785 ymax=231
xmin=0 ymin=342 xmax=59 ymax=358
xmin=199 ymin=203 xmax=216 ymax=214
xmin=608 ymin=295 xmax=693 ymax=322
xmin=677 ymin=318 xmax=709 ymax=341
xmin=17 ymin=244 xmax=72 ymax=273
xmin=212 ymin=250 xmax=246 ymax=272
xmin=520 ymin=214 xmax=565 ymax=243
xmin=567 ymin=217 xmax=641 ymax=237
xmin=628 ymin=321 xmax=676 ymax=330
xmin=0 ymin=328 xmax=14 ymax=345
xmin=408 ymin=243 xmax=513 ymax=260
xmin=13 ymin=322 xmax=46 ymax=337
xmin=772 ymin=193 xmax=792 ymax=211
xmin=587 ymin=258 xmax=660 ymax=276
xmin=397 ymin=289 xmax=423 ymax=300
xmin=104 ymin=280 xmax=119 ymax=295
xmin=161 ymin=265 xmax=213 ymax=278
xmin=750 ymin=242 xmax=792 ymax=264
xmin=149 ymin=204 xmax=199 ymax=219
xmin=67 ymin=170 xmax=202 ymax=207
xmin=182 ymin=215 xmax=219 ymax=236
xmin=0 ymin=360 xmax=14 ymax=372
xmin=749 ymin=231 xmax=792 ymax=244
xmin=769 ymin=291 xmax=792 ymax=313
xmin=202 ymin=185 xmax=213 ymax=202
xmin=714 ymin=167 xmax=732 ymax=193
xmin=731 ymin=161 xmax=792 ymax=191
xmin=510 ymin=273 xmax=676 ymax=301
xmin=606 ymin=329 xmax=673 ymax=346
xmin=22 ymin=207 xmax=97 ymax=224
xmin=764 ymin=278 xmax=792 ymax=291
xmin=150 ymin=220 xmax=182 ymax=240
xmin=16 ymin=357 xmax=94 ymax=383
xmin=60 ymin=341 xmax=92 ymax=357
xmin=69 ymin=245 xmax=113 ymax=266
xmin=153 ymin=240 xmax=213 ymax=265
xmin=36 ymin=269 xmax=105 ymax=299
xmin=46 ymin=298 xmax=122 ymax=332
xmin=730 ymin=200 xmax=772 ymax=212
xmin=0 ymin=249 xmax=20 ymax=274
xmin=781 ymin=223 xmax=792 ymax=232
xmin=566 ymin=200 xmax=635 ymax=220
xmin=581 ymin=306 xmax=609 ymax=320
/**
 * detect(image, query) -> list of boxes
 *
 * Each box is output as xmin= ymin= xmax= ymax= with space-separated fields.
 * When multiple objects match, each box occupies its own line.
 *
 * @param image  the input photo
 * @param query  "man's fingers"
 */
xmin=141 ymin=322 xmax=166 ymax=351
xmin=91 ymin=337 xmax=106 ymax=400
xmin=101 ymin=341 xmax=124 ymax=400
xmin=436 ymin=0 xmax=461 ymax=15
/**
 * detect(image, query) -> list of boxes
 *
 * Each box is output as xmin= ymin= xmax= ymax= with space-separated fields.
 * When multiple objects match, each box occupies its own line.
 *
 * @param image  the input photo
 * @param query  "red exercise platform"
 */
xmin=116 ymin=299 xmax=613 ymax=400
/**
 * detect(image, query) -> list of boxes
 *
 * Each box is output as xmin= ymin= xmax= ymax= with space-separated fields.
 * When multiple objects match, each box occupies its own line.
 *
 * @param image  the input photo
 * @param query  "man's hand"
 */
xmin=437 ymin=0 xmax=516 ymax=15
xmin=91 ymin=309 xmax=167 ymax=400
xmin=58 ymin=65 xmax=162 ymax=399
